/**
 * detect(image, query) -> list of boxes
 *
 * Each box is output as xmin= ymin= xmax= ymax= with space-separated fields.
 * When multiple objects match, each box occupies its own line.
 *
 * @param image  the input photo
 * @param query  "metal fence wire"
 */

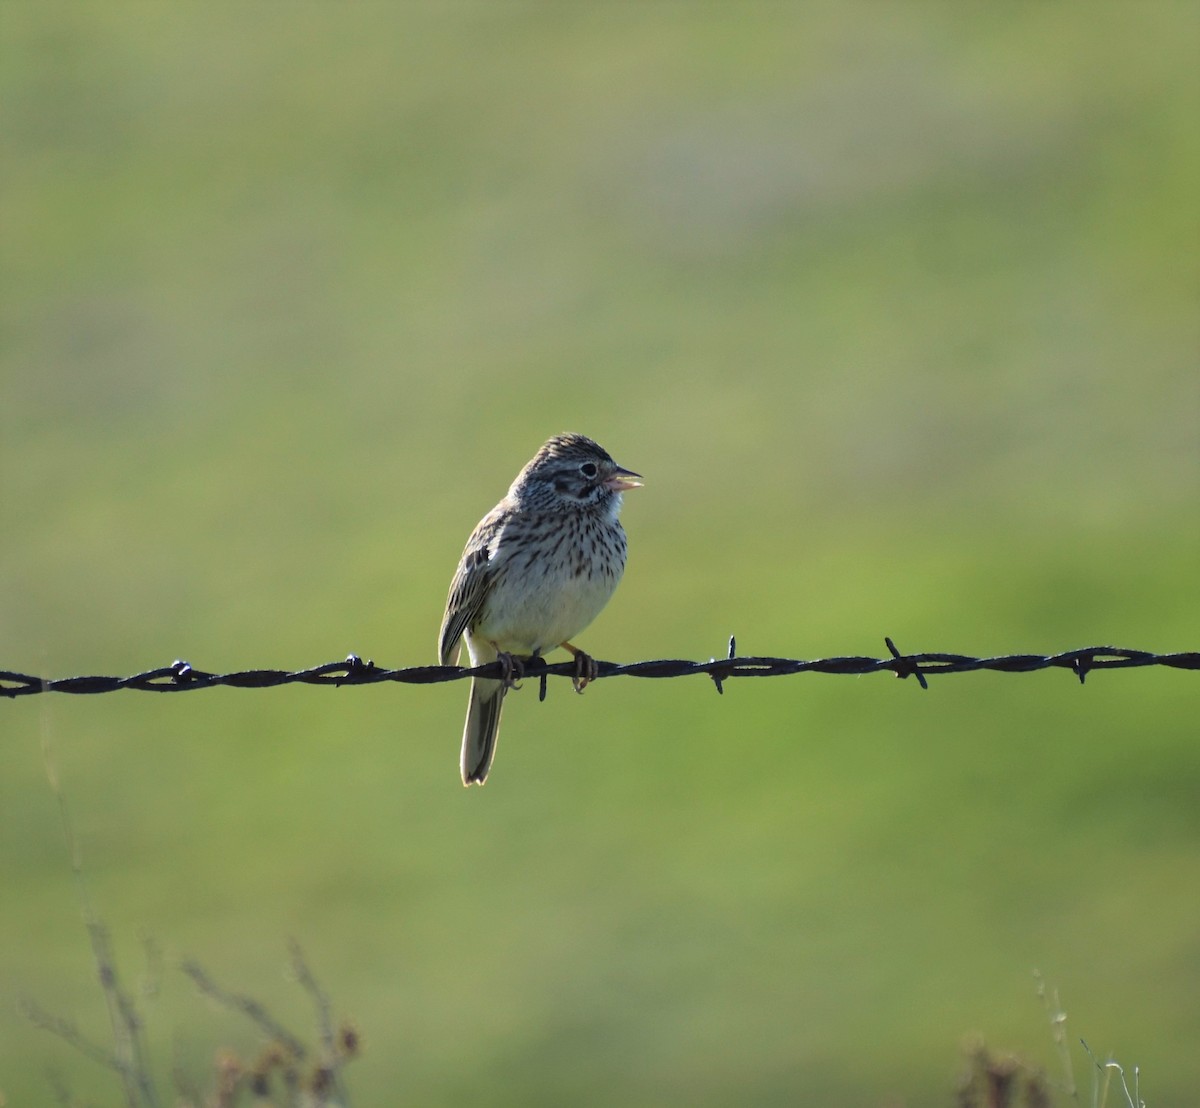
xmin=3 ymin=640 xmax=1196 ymax=701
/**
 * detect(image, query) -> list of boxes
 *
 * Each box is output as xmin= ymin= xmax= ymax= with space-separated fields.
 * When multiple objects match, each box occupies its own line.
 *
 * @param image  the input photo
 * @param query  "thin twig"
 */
xmin=289 ymin=939 xmax=351 ymax=1108
xmin=35 ymin=715 xmax=160 ymax=1108
xmin=20 ymin=998 xmax=129 ymax=1076
xmin=1034 ymin=970 xmax=1076 ymax=1097
xmin=1081 ymin=1039 xmax=1144 ymax=1108
xmin=86 ymin=920 xmax=160 ymax=1108
xmin=180 ymin=960 xmax=308 ymax=1062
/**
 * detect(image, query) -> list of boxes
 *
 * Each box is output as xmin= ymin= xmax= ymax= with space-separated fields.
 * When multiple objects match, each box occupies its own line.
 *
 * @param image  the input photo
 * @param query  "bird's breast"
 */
xmin=474 ymin=514 xmax=627 ymax=656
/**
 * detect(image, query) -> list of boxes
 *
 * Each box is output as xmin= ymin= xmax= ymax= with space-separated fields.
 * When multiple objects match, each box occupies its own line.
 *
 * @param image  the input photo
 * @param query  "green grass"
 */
xmin=2 ymin=4 xmax=1197 ymax=1104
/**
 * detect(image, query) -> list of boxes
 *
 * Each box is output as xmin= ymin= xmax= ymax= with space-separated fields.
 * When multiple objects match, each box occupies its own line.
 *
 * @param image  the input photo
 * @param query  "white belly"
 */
xmin=476 ymin=566 xmax=620 ymax=657
xmin=471 ymin=513 xmax=626 ymax=657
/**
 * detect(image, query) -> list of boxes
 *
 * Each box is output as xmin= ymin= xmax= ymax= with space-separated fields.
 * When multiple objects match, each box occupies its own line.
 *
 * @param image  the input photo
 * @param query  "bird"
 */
xmin=438 ymin=433 xmax=642 ymax=785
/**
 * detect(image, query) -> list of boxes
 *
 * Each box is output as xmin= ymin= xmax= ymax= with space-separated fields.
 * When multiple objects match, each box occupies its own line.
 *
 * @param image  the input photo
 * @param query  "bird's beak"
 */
xmin=605 ymin=465 xmax=643 ymax=492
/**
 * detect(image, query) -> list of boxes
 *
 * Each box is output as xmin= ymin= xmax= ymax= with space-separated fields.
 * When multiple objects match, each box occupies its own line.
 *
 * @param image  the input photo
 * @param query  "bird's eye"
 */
xmin=579 ymin=462 xmax=598 ymax=479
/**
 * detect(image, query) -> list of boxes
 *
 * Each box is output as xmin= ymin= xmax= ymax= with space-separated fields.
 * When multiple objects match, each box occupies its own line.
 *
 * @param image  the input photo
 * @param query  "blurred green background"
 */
xmin=3 ymin=4 xmax=1197 ymax=1104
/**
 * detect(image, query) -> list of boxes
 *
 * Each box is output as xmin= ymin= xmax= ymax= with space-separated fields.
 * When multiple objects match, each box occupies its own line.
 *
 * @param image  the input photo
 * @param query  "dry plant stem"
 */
xmin=1081 ymin=1040 xmax=1143 ymax=1108
xmin=1034 ymin=970 xmax=1076 ymax=1097
xmin=36 ymin=713 xmax=161 ymax=1108
xmin=180 ymin=960 xmax=308 ymax=1061
xmin=289 ymin=939 xmax=352 ymax=1108
xmin=86 ymin=920 xmax=159 ymax=1108
xmin=20 ymin=997 xmax=127 ymax=1076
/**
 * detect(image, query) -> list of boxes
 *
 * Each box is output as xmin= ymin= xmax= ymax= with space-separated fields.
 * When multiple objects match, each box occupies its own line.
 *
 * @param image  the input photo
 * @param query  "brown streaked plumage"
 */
xmin=439 ymin=434 xmax=642 ymax=785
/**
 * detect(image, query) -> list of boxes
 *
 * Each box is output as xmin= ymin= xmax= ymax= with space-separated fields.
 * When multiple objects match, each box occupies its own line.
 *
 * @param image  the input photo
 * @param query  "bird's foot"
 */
xmin=561 ymin=641 xmax=598 ymax=693
xmin=496 ymin=651 xmax=526 ymax=691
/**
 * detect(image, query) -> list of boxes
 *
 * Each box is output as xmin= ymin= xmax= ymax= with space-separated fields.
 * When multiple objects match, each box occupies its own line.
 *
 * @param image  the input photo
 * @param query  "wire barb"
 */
xmin=707 ymin=634 xmax=739 ymax=696
xmin=885 ymin=636 xmax=929 ymax=690
xmin=2 ymin=645 xmax=1196 ymax=700
xmin=1070 ymin=650 xmax=1093 ymax=685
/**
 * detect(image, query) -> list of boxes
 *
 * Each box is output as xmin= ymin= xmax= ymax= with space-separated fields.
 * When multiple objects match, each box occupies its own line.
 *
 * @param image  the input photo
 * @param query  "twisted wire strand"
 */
xmin=3 ymin=640 xmax=1196 ymax=699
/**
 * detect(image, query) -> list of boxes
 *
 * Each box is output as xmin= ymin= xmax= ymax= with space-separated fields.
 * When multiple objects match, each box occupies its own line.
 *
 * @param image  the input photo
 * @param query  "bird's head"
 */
xmin=513 ymin=433 xmax=642 ymax=513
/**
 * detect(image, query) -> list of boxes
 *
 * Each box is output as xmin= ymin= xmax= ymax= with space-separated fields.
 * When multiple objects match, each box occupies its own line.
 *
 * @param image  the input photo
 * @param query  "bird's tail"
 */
xmin=461 ymin=677 xmax=506 ymax=785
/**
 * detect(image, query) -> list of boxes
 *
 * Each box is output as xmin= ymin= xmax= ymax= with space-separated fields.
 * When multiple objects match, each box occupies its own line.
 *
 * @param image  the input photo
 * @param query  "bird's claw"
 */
xmin=497 ymin=652 xmax=525 ymax=691
xmin=570 ymin=651 xmax=598 ymax=694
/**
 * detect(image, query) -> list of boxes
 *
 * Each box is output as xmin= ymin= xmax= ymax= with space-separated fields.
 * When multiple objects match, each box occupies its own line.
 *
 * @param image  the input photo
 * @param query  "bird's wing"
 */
xmin=438 ymin=508 xmax=505 ymax=665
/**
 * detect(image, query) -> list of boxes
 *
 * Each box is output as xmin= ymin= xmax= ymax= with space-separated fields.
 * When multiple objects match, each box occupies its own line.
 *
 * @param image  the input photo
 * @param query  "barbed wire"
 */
xmin=2 ymin=640 xmax=1196 ymax=701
